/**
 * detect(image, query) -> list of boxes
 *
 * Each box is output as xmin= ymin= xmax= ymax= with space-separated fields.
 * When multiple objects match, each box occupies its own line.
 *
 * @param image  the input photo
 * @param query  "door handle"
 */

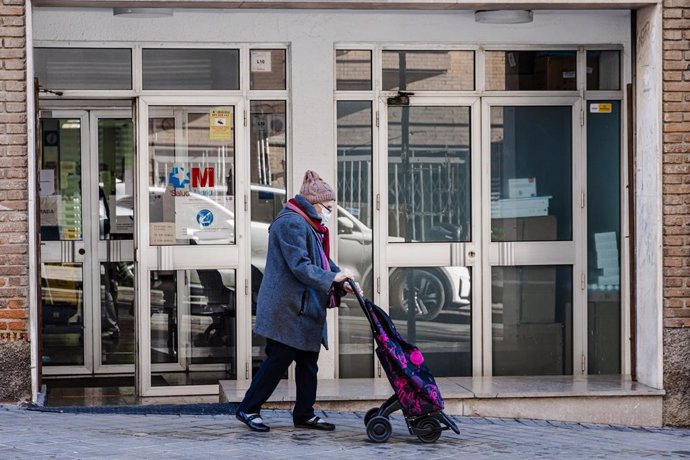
xmin=78 ymin=248 xmax=86 ymax=255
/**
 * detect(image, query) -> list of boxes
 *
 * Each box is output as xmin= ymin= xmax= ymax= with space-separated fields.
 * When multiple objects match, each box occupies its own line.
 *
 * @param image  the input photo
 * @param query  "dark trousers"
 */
xmin=238 ymin=338 xmax=320 ymax=424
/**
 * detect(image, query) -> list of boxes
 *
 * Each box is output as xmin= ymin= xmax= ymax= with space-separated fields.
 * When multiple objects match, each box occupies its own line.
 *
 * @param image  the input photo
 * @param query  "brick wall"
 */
xmin=0 ymin=0 xmax=30 ymax=401
xmin=663 ymin=0 xmax=690 ymax=327
xmin=663 ymin=0 xmax=690 ymax=427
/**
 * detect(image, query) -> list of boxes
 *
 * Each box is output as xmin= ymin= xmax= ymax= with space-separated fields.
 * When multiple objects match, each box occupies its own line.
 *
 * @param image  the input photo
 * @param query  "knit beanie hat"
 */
xmin=299 ymin=170 xmax=336 ymax=204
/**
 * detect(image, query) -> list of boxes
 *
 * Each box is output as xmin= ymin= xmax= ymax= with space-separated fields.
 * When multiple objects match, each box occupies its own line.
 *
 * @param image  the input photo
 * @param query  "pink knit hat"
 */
xmin=299 ymin=170 xmax=336 ymax=204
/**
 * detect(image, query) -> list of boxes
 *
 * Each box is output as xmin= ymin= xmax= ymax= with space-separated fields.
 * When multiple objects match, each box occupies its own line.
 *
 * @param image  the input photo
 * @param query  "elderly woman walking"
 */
xmin=236 ymin=170 xmax=357 ymax=432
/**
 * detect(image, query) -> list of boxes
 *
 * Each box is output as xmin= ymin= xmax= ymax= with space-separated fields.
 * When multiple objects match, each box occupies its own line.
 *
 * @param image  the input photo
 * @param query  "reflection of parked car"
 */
xmin=250 ymin=186 xmax=471 ymax=321
xmin=119 ymin=185 xmax=471 ymax=322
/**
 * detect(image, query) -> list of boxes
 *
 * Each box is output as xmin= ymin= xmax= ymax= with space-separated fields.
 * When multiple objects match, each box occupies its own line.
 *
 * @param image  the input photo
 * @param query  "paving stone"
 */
xmin=1 ymin=405 xmax=690 ymax=458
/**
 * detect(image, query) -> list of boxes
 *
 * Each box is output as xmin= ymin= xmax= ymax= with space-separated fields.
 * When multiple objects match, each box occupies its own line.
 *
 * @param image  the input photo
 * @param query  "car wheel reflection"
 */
xmin=390 ymin=268 xmax=446 ymax=321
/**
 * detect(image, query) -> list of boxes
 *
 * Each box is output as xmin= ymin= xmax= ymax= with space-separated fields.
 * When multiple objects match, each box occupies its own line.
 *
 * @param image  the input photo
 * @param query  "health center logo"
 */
xmin=169 ymin=167 xmax=191 ymax=189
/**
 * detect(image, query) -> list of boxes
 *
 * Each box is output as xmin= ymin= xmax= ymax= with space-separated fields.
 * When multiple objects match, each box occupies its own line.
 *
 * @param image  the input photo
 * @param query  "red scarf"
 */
xmin=287 ymin=197 xmax=330 ymax=260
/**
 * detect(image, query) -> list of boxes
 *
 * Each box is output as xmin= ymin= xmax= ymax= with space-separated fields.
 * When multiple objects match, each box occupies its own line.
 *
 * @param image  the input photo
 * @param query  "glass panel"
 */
xmin=39 ymin=118 xmax=82 ymax=241
xmin=587 ymin=101 xmax=621 ymax=374
xmin=486 ymin=51 xmax=577 ymax=91
xmin=98 ymin=118 xmax=134 ymax=240
xmin=389 ymin=266 xmax=472 ymax=377
xmin=249 ymin=100 xmax=288 ymax=376
xmin=492 ymin=266 xmax=573 ymax=375
xmin=150 ymin=269 xmax=236 ymax=385
xmin=34 ymin=48 xmax=132 ymax=90
xmin=388 ymin=106 xmax=471 ymax=243
xmin=336 ymin=50 xmax=372 ymax=91
xmin=337 ymin=101 xmax=374 ymax=378
xmin=142 ymin=49 xmax=239 ymax=90
xmin=383 ymin=50 xmax=474 ymax=91
xmin=490 ymin=106 xmax=572 ymax=242
xmin=587 ymin=51 xmax=621 ymax=91
xmin=148 ymin=106 xmax=236 ymax=245
xmin=250 ymin=49 xmax=287 ymax=90
xmin=41 ymin=263 xmax=84 ymax=366
xmin=100 ymin=261 xmax=135 ymax=365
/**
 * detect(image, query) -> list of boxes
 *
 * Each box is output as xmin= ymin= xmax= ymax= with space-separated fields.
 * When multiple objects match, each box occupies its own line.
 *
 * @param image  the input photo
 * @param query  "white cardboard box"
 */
xmin=491 ymin=196 xmax=551 ymax=219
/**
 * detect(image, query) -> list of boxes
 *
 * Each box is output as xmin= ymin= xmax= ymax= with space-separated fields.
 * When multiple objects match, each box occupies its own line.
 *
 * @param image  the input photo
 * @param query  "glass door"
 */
xmin=379 ymin=96 xmax=482 ymax=377
xmin=136 ymin=96 xmax=247 ymax=396
xmin=482 ymin=98 xmax=584 ymax=376
xmin=39 ymin=111 xmax=92 ymax=375
xmin=89 ymin=111 xmax=136 ymax=373
xmin=39 ymin=109 xmax=136 ymax=376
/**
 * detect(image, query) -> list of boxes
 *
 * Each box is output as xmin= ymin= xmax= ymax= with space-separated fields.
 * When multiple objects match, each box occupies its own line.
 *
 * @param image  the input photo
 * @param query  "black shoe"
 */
xmin=294 ymin=416 xmax=335 ymax=431
xmin=236 ymin=411 xmax=270 ymax=432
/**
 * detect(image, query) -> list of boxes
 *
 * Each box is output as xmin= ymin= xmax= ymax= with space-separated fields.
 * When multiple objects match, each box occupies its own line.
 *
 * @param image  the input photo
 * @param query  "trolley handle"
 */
xmin=347 ymin=278 xmax=366 ymax=308
xmin=347 ymin=278 xmax=377 ymax=335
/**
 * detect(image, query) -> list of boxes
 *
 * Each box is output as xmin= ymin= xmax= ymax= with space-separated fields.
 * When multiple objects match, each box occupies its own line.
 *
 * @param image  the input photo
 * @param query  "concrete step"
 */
xmin=220 ymin=375 xmax=664 ymax=427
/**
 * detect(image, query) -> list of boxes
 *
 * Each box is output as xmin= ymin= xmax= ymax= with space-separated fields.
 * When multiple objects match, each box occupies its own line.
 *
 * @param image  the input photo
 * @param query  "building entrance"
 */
xmin=38 ymin=109 xmax=135 ymax=377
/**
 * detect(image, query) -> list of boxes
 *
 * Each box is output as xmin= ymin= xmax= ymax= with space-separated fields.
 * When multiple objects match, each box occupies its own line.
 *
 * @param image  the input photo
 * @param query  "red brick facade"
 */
xmin=663 ymin=0 xmax=690 ymax=328
xmin=0 ymin=0 xmax=27 ymax=340
xmin=0 ymin=0 xmax=29 ymax=402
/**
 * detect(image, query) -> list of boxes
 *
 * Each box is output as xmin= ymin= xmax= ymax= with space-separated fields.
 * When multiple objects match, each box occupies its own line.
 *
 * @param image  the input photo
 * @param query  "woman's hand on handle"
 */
xmin=333 ymin=270 xmax=354 ymax=284
xmin=334 ymin=270 xmax=363 ymax=296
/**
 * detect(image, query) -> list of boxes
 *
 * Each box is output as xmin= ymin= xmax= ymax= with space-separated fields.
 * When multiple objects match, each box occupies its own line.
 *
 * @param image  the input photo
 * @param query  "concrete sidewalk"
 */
xmin=1 ymin=405 xmax=689 ymax=459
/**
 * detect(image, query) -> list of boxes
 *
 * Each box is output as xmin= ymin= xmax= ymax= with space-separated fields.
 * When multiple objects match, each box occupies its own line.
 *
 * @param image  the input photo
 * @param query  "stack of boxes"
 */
xmin=491 ymin=178 xmax=551 ymax=219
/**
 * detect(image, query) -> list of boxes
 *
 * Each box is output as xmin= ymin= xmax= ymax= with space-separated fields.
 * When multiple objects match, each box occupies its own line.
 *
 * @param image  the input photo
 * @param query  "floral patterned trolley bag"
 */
xmin=346 ymin=280 xmax=460 ymax=443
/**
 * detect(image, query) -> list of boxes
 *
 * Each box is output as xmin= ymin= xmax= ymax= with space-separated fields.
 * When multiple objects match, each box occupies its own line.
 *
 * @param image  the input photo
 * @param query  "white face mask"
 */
xmin=320 ymin=206 xmax=332 ymax=224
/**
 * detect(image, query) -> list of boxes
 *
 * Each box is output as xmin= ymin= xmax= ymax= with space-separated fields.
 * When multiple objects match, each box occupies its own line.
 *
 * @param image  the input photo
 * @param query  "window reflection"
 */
xmin=39 ymin=118 xmax=82 ymax=242
xmin=587 ymin=101 xmax=621 ymax=374
xmin=383 ymin=50 xmax=474 ymax=91
xmin=337 ymin=101 xmax=374 ymax=378
xmin=587 ymin=51 xmax=621 ymax=91
xmin=249 ymin=100 xmax=288 ymax=376
xmin=100 ymin=262 xmax=135 ymax=365
xmin=150 ymin=269 xmax=236 ymax=386
xmin=388 ymin=106 xmax=471 ymax=243
xmin=35 ymin=48 xmax=132 ymax=90
xmin=389 ymin=266 xmax=472 ymax=377
xmin=142 ymin=49 xmax=239 ymax=90
xmin=492 ymin=266 xmax=573 ymax=376
xmin=98 ymin=118 xmax=134 ymax=241
xmin=486 ymin=51 xmax=577 ymax=91
xmin=336 ymin=50 xmax=372 ymax=91
xmin=490 ymin=106 xmax=572 ymax=242
xmin=250 ymin=49 xmax=287 ymax=90
xmin=41 ymin=263 xmax=84 ymax=366
xmin=148 ymin=107 xmax=236 ymax=246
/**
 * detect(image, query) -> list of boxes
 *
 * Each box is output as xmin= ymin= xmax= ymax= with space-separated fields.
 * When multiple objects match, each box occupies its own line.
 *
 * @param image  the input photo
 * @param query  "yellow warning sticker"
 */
xmin=589 ymin=103 xmax=612 ymax=114
xmin=209 ymin=108 xmax=233 ymax=141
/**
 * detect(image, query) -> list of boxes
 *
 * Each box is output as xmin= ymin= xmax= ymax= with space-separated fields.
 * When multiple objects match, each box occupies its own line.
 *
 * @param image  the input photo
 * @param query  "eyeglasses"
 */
xmin=319 ymin=203 xmax=334 ymax=212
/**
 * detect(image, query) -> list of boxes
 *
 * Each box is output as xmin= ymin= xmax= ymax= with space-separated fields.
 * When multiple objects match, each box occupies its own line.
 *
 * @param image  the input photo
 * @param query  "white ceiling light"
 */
xmin=113 ymin=8 xmax=174 ymax=18
xmin=475 ymin=10 xmax=534 ymax=24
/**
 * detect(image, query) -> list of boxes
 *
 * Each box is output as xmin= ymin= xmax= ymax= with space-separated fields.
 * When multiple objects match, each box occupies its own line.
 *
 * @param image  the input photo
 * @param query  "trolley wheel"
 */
xmin=415 ymin=417 xmax=442 ymax=443
xmin=366 ymin=416 xmax=392 ymax=443
xmin=364 ymin=408 xmax=379 ymax=426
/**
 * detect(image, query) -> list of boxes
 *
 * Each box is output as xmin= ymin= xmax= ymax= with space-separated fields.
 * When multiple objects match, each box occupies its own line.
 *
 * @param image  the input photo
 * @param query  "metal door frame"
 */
xmin=135 ymin=95 xmax=249 ymax=397
xmin=480 ymin=96 xmax=585 ymax=376
xmin=88 ymin=109 xmax=136 ymax=375
xmin=39 ymin=110 xmax=94 ymax=376
xmin=376 ymin=95 xmax=483 ymax=377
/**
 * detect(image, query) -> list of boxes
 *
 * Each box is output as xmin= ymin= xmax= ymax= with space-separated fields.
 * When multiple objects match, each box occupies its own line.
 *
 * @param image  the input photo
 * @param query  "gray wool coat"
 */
xmin=253 ymin=195 xmax=340 ymax=352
